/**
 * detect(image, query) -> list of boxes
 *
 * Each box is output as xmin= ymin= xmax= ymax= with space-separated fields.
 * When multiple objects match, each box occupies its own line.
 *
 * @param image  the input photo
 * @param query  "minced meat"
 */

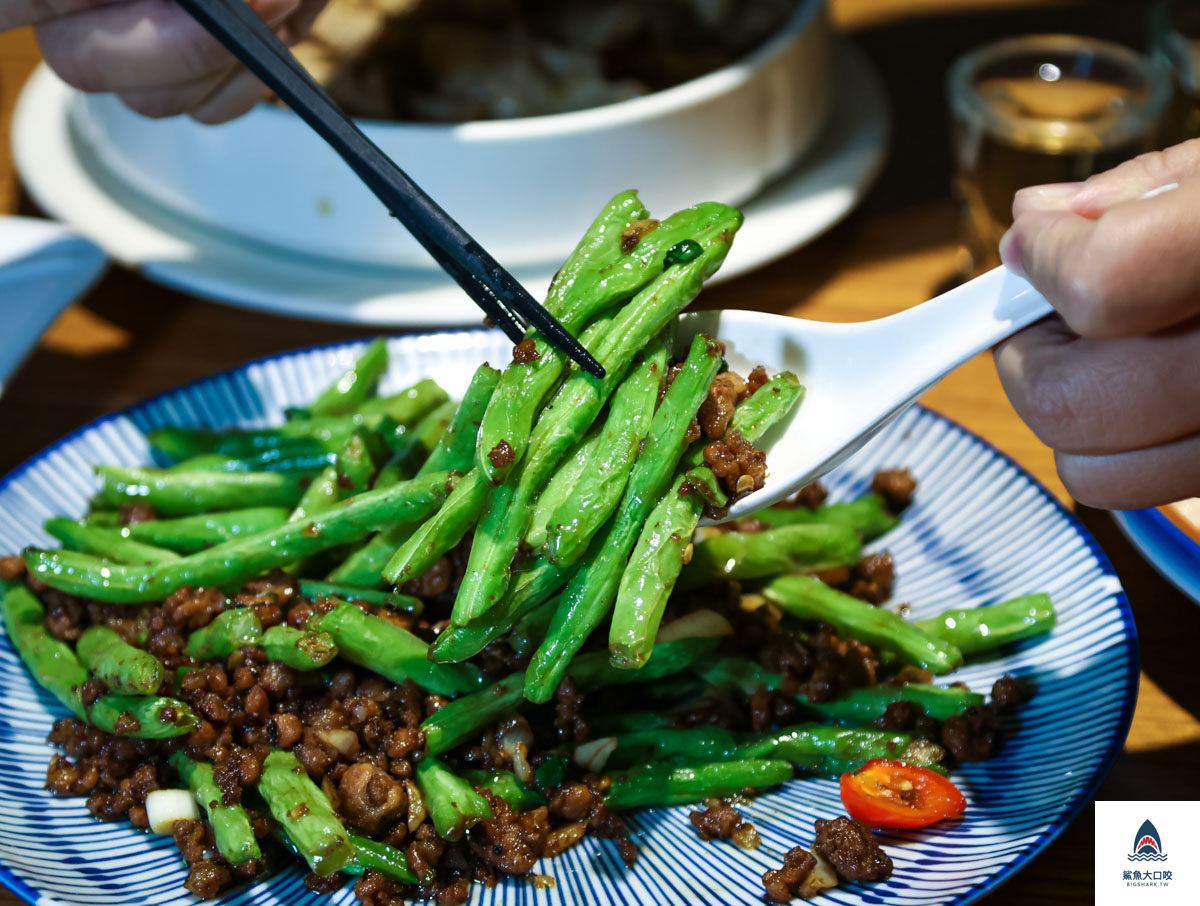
xmin=872 ymin=469 xmax=917 ymax=510
xmin=762 ymin=846 xmax=817 ymax=902
xmin=812 ymin=816 xmax=893 ymax=882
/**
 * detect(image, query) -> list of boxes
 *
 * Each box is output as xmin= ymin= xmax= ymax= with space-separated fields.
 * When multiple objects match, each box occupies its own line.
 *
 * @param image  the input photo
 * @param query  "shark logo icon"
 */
xmin=1128 ymin=819 xmax=1168 ymax=862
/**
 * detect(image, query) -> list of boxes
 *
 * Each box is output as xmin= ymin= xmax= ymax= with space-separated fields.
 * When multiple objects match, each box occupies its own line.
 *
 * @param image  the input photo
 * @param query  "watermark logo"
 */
xmin=1129 ymin=818 xmax=1168 ymax=862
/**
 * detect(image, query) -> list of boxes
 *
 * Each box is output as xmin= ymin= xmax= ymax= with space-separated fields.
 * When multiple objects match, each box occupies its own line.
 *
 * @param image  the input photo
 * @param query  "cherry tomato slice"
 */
xmin=840 ymin=759 xmax=966 ymax=829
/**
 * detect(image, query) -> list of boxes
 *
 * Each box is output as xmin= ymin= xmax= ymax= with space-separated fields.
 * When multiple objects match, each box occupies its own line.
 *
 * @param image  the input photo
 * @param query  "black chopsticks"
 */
xmin=174 ymin=0 xmax=605 ymax=378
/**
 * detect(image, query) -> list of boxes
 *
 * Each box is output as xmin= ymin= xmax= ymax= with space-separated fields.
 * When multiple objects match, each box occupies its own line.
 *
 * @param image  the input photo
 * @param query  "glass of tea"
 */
xmin=947 ymin=35 xmax=1170 ymax=274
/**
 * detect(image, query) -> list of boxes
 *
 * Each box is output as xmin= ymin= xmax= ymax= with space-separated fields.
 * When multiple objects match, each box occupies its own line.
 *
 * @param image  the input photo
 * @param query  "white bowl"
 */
xmin=67 ymin=0 xmax=832 ymax=270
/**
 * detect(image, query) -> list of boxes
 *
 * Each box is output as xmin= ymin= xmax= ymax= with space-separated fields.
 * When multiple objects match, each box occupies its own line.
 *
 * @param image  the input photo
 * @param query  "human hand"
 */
xmin=995 ymin=138 xmax=1200 ymax=510
xmin=0 ymin=0 xmax=327 ymax=123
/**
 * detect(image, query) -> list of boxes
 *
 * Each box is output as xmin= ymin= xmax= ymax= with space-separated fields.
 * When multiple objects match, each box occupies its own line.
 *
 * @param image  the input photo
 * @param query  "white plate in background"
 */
xmin=12 ymin=43 xmax=888 ymax=327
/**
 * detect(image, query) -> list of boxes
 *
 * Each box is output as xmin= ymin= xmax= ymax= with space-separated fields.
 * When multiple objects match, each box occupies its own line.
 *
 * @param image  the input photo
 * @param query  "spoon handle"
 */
xmin=878 ymin=266 xmax=1053 ymax=376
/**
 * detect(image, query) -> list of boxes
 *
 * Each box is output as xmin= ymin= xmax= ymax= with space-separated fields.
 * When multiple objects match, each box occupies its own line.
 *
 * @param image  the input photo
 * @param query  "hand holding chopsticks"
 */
xmin=172 ymin=0 xmax=605 ymax=378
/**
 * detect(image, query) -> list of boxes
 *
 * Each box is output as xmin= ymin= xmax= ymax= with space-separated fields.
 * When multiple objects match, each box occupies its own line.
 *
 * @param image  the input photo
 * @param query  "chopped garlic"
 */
xmin=146 ymin=789 xmax=199 ymax=834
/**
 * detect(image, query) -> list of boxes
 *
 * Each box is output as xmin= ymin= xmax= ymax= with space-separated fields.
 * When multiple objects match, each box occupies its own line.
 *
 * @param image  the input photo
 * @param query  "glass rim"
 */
xmin=947 ymin=33 xmax=1172 ymax=149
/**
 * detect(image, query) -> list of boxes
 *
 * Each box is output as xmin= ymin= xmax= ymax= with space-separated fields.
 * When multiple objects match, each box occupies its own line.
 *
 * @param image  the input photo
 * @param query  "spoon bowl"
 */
xmin=680 ymin=265 xmax=1054 ymax=522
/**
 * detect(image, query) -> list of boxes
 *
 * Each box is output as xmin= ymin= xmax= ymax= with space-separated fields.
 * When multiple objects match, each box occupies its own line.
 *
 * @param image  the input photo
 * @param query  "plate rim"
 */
xmin=1111 ymin=507 xmax=1200 ymax=605
xmin=0 ymin=332 xmax=1139 ymax=906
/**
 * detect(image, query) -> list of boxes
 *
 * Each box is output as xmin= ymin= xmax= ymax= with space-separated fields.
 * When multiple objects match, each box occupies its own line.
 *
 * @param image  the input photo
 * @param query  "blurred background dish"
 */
xmin=0 ymin=217 xmax=105 ymax=396
xmin=1113 ymin=502 xmax=1200 ymax=606
xmin=65 ymin=0 xmax=832 ymax=271
xmin=13 ymin=41 xmax=886 ymax=327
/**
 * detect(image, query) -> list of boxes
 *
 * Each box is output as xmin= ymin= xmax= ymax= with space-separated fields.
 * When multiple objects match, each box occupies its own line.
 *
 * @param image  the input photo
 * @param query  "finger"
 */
xmin=35 ymin=0 xmax=299 ymax=93
xmin=0 ymin=1 xmax=108 ymax=31
xmin=1001 ymin=177 xmax=1200 ymax=338
xmin=188 ymin=69 xmax=269 ymax=125
xmin=117 ymin=64 xmax=240 ymax=119
xmin=1055 ymin=432 xmax=1200 ymax=510
xmin=994 ymin=316 xmax=1200 ymax=455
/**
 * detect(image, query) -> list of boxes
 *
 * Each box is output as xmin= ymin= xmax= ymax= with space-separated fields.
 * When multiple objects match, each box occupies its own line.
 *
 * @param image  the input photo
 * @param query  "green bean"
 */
xmin=464 ymin=213 xmax=739 ymax=615
xmin=44 ymin=518 xmax=180 ymax=565
xmin=421 ymin=673 xmax=525 ymax=755
xmin=347 ymin=833 xmax=419 ymax=884
xmin=148 ymin=379 xmax=445 ymax=463
xmin=148 ymin=425 xmax=341 ymax=462
xmin=415 ymin=756 xmax=493 ymax=841
xmin=82 ymin=511 xmax=120 ymax=527
xmin=448 ymin=482 xmax=520 ymax=625
xmin=754 ymin=494 xmax=900 ymax=541
xmin=380 ymin=468 xmax=490 ymax=586
xmin=423 ymin=364 xmax=502 ymax=475
xmin=333 ymin=364 xmax=496 ymax=586
xmin=96 ymin=466 xmax=311 ymax=515
xmin=297 ymin=579 xmax=421 ymax=614
xmin=76 ymin=625 xmax=163 ymax=695
xmin=461 ymin=770 xmax=546 ymax=812
xmin=914 ymin=593 xmax=1056 ymax=655
xmin=282 ymin=463 xmax=340 ymax=573
xmin=1 ymin=579 xmax=88 ymax=718
xmin=566 ymin=637 xmax=718 ymax=694
xmin=109 ymin=507 xmax=291 ymax=553
xmin=428 ymin=559 xmax=569 ymax=663
xmin=2 ymin=580 xmax=195 ymax=734
xmin=477 ymin=200 xmax=739 ymax=484
xmin=678 ymin=523 xmax=862 ymax=589
xmin=605 ymin=727 xmax=738 ymax=768
xmin=737 ymin=724 xmax=946 ymax=778
xmin=543 ymin=341 xmax=669 ymax=567
xmin=605 ymin=759 xmax=792 ymax=810
xmin=25 ymin=471 xmax=456 ymax=603
xmin=260 ymin=624 xmax=337 ymax=670
xmin=307 ymin=601 xmax=482 ymax=696
xmin=524 ymin=334 xmax=725 ymax=702
xmin=332 ymin=364 xmax=493 ymax=586
xmin=507 ymin=594 xmax=559 ymax=659
xmin=763 ymin=575 xmax=963 ymax=674
xmin=335 ymin=430 xmax=377 ymax=496
xmin=609 ymin=468 xmax=726 ymax=668
xmin=681 ymin=371 xmax=804 ymax=469
xmin=310 ymin=337 xmax=389 ymax=417
xmin=377 ymin=400 xmax=455 ymax=486
xmin=524 ymin=427 xmax=602 ymax=550
xmin=88 ymin=694 xmax=198 ymax=737
xmin=799 ymin=683 xmax=985 ymax=724
xmin=257 ymin=749 xmax=353 ymax=875
xmin=170 ymin=753 xmax=263 ymax=865
xmin=166 ymin=449 xmax=336 ymax=474
xmin=697 ymin=655 xmax=781 ymax=695
xmin=184 ymin=608 xmax=262 ymax=660
xmin=352 ymin=378 xmax=448 ymax=426
xmin=588 ymin=710 xmax=672 ymax=736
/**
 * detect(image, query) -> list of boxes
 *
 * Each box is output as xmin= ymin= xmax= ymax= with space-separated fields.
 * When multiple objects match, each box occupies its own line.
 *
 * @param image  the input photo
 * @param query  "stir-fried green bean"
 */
xmin=257 ymin=749 xmax=353 ymax=875
xmin=25 ymin=471 xmax=456 ymax=603
xmin=309 ymin=337 xmax=389 ymax=417
xmin=44 ymin=518 xmax=180 ymax=565
xmin=609 ymin=468 xmax=726 ymax=668
xmin=524 ymin=335 xmax=725 ymax=702
xmin=914 ymin=593 xmax=1056 ymax=655
xmin=76 ymin=625 xmax=163 ymax=695
xmin=763 ymin=575 xmax=963 ymax=674
xmin=171 ymin=753 xmax=263 ymax=865
xmin=678 ymin=523 xmax=862 ymax=589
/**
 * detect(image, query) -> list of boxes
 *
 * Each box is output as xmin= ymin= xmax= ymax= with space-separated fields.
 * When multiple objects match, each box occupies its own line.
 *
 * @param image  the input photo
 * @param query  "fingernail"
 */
xmin=998 ymin=229 xmax=1025 ymax=278
xmin=1014 ymin=182 xmax=1084 ymax=211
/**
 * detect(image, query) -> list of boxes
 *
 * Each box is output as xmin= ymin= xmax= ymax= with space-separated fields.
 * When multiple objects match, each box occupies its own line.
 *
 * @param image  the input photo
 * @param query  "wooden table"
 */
xmin=1 ymin=2 xmax=1197 ymax=903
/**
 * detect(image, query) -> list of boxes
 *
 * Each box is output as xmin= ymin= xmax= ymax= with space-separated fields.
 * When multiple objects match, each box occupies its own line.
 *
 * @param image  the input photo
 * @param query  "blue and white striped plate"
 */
xmin=0 ymin=332 xmax=1137 ymax=906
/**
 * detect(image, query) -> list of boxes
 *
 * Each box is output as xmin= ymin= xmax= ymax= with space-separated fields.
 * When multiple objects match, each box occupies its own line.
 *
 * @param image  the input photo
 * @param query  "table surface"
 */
xmin=2 ymin=2 xmax=1198 ymax=904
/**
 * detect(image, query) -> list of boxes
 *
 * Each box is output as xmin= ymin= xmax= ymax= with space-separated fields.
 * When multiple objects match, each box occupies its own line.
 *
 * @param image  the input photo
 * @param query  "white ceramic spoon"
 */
xmin=692 ymin=182 xmax=1179 ymax=522
xmin=680 ymin=264 xmax=1051 ymax=522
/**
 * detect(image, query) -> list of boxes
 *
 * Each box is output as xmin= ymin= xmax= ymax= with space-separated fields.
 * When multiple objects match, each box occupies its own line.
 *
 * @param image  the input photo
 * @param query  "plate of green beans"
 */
xmin=0 ymin=193 xmax=1136 ymax=906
